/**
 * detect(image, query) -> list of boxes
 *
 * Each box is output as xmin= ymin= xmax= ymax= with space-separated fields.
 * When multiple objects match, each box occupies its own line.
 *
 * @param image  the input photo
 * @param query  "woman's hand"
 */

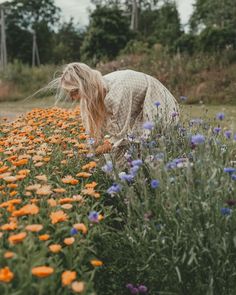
xmin=95 ymin=140 xmax=112 ymax=155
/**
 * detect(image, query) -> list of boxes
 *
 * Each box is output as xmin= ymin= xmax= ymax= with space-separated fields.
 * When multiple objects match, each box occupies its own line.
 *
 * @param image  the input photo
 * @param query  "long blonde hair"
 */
xmin=48 ymin=62 xmax=107 ymax=141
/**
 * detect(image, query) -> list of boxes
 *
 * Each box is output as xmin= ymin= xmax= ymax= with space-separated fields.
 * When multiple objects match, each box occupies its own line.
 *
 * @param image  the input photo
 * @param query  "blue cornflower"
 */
xmin=143 ymin=121 xmax=154 ymax=130
xmin=151 ymin=179 xmax=160 ymax=189
xmin=154 ymin=101 xmax=161 ymax=107
xmin=102 ymin=161 xmax=113 ymax=173
xmin=216 ymin=112 xmax=225 ymax=120
xmin=191 ymin=134 xmax=205 ymax=145
xmin=107 ymin=183 xmax=122 ymax=194
xmin=119 ymin=172 xmax=134 ymax=182
xmin=224 ymin=130 xmax=231 ymax=139
xmin=220 ymin=208 xmax=232 ymax=216
xmin=138 ymin=285 xmax=148 ymax=293
xmin=131 ymin=159 xmax=143 ymax=166
xmin=130 ymin=165 xmax=140 ymax=176
xmin=232 ymin=174 xmax=236 ymax=181
xmin=213 ymin=127 xmax=221 ymax=134
xmin=224 ymin=167 xmax=236 ymax=174
xmin=70 ymin=228 xmax=78 ymax=235
xmin=88 ymin=211 xmax=99 ymax=223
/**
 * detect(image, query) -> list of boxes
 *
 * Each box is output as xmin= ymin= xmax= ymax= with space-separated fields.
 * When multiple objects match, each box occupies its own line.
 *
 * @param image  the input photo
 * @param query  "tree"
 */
xmin=5 ymin=0 xmax=61 ymax=64
xmin=80 ymin=5 xmax=131 ymax=63
xmin=53 ymin=19 xmax=84 ymax=64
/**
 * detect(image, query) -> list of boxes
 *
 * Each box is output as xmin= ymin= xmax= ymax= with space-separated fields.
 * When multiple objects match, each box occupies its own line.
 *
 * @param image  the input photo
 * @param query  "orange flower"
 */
xmin=36 ymin=185 xmax=52 ymax=195
xmin=71 ymin=281 xmax=85 ymax=293
xmin=59 ymin=198 xmax=74 ymax=204
xmin=64 ymin=237 xmax=75 ymax=245
xmin=0 ymin=166 xmax=9 ymax=174
xmin=90 ymin=259 xmax=103 ymax=267
xmin=8 ymin=232 xmax=27 ymax=244
xmin=35 ymin=174 xmax=48 ymax=182
xmin=49 ymin=244 xmax=61 ymax=253
xmin=73 ymin=223 xmax=88 ymax=235
xmin=82 ymin=188 xmax=100 ymax=198
xmin=53 ymin=188 xmax=66 ymax=193
xmin=47 ymin=198 xmax=57 ymax=207
xmin=39 ymin=234 xmax=50 ymax=241
xmin=61 ymin=175 xmax=79 ymax=185
xmin=25 ymin=224 xmax=43 ymax=232
xmin=82 ymin=161 xmax=97 ymax=170
xmin=1 ymin=222 xmax=18 ymax=231
xmin=76 ymin=172 xmax=92 ymax=178
xmin=3 ymin=176 xmax=17 ymax=183
xmin=0 ymin=199 xmax=21 ymax=208
xmin=0 ymin=267 xmax=14 ymax=282
xmin=61 ymin=204 xmax=73 ymax=210
xmin=85 ymin=182 xmax=97 ymax=189
xmin=12 ymin=204 xmax=39 ymax=217
xmin=7 ymin=183 xmax=18 ymax=189
xmin=31 ymin=266 xmax=54 ymax=278
xmin=4 ymin=251 xmax=15 ymax=259
xmin=50 ymin=210 xmax=68 ymax=224
xmin=61 ymin=270 xmax=76 ymax=286
xmin=12 ymin=159 xmax=28 ymax=167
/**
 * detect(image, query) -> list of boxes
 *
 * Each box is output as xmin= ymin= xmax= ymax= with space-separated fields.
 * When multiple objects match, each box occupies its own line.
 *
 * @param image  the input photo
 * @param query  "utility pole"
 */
xmin=0 ymin=4 xmax=7 ymax=70
xmin=130 ymin=0 xmax=138 ymax=31
xmin=32 ymin=30 xmax=40 ymax=67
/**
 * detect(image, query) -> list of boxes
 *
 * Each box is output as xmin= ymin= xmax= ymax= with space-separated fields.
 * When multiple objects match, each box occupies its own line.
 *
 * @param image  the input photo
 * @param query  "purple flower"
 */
xmin=88 ymin=211 xmax=99 ymax=223
xmin=191 ymin=134 xmax=205 ymax=145
xmin=143 ymin=121 xmax=154 ymax=130
xmin=131 ymin=159 xmax=143 ymax=166
xmin=224 ymin=130 xmax=231 ymax=139
xmin=154 ymin=101 xmax=161 ymax=107
xmin=216 ymin=112 xmax=225 ymax=120
xmin=138 ymin=285 xmax=148 ymax=293
xmin=107 ymin=183 xmax=122 ymax=194
xmin=224 ymin=167 xmax=236 ymax=174
xmin=213 ymin=127 xmax=221 ymax=134
xmin=130 ymin=165 xmax=140 ymax=176
xmin=220 ymin=208 xmax=232 ymax=216
xmin=151 ymin=179 xmax=160 ymax=189
xmin=232 ymin=174 xmax=236 ymax=181
xmin=119 ymin=172 xmax=134 ymax=182
xmin=102 ymin=161 xmax=113 ymax=173
xmin=171 ymin=111 xmax=179 ymax=118
xmin=70 ymin=228 xmax=78 ymax=235
xmin=126 ymin=284 xmax=134 ymax=290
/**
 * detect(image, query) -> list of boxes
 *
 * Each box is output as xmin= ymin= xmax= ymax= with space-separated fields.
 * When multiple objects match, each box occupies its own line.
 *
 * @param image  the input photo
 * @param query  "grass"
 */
xmin=0 ymin=102 xmax=236 ymax=294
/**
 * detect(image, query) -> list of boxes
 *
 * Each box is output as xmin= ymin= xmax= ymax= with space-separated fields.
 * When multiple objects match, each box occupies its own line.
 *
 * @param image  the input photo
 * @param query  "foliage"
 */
xmin=80 ymin=5 xmax=132 ymax=63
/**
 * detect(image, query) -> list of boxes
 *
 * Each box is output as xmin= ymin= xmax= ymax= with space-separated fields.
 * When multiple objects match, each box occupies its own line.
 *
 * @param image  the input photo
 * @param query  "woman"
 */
xmin=52 ymin=62 xmax=179 ymax=159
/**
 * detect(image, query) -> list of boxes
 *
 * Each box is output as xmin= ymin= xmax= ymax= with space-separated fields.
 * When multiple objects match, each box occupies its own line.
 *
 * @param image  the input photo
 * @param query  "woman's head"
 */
xmin=53 ymin=62 xmax=107 ymax=140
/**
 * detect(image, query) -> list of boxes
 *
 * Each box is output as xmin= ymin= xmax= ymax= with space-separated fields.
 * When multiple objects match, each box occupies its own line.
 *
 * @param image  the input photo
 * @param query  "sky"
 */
xmin=55 ymin=0 xmax=195 ymax=28
xmin=0 ymin=0 xmax=195 ymax=28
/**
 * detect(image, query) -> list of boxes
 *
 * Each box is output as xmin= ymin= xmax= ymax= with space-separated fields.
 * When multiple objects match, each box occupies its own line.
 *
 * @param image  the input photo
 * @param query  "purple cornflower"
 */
xmin=224 ymin=167 xmax=236 ymax=174
xmin=126 ymin=284 xmax=134 ymax=290
xmin=151 ymin=179 xmax=160 ymax=189
xmin=191 ymin=134 xmax=205 ymax=145
xmin=143 ymin=121 xmax=154 ymax=130
xmin=107 ymin=183 xmax=122 ymax=194
xmin=131 ymin=288 xmax=139 ymax=294
xmin=224 ymin=130 xmax=232 ymax=139
xmin=232 ymin=174 xmax=236 ymax=180
xmin=131 ymin=159 xmax=143 ymax=167
xmin=213 ymin=127 xmax=221 ymax=134
xmin=220 ymin=208 xmax=232 ymax=216
xmin=216 ymin=112 xmax=225 ymax=120
xmin=154 ymin=101 xmax=161 ymax=107
xmin=102 ymin=161 xmax=113 ymax=173
xmin=119 ymin=172 xmax=134 ymax=182
xmin=70 ymin=228 xmax=78 ymax=235
xmin=138 ymin=285 xmax=148 ymax=293
xmin=88 ymin=211 xmax=99 ymax=223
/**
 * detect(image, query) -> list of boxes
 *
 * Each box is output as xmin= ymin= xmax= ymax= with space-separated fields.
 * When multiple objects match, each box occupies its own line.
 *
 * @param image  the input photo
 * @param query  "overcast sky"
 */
xmin=55 ymin=0 xmax=195 ymax=28
xmin=0 ymin=0 xmax=195 ymax=28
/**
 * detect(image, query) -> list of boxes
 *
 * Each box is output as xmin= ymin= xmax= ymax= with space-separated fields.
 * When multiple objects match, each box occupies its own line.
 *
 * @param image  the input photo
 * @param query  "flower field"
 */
xmin=0 ymin=104 xmax=236 ymax=294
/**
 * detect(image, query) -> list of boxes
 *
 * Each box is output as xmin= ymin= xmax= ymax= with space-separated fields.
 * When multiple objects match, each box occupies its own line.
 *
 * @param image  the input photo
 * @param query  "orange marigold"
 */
xmin=64 ymin=237 xmax=75 ymax=245
xmin=50 ymin=210 xmax=68 ymax=224
xmin=12 ymin=204 xmax=39 ymax=217
xmin=90 ymin=259 xmax=103 ymax=267
xmin=31 ymin=266 xmax=54 ymax=278
xmin=49 ymin=244 xmax=61 ymax=253
xmin=72 ymin=281 xmax=85 ymax=293
xmin=0 ymin=267 xmax=14 ymax=283
xmin=8 ymin=232 xmax=27 ymax=244
xmin=61 ymin=270 xmax=76 ymax=286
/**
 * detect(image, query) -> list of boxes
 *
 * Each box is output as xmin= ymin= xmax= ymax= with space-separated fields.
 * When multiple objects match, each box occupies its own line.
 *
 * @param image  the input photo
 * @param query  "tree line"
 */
xmin=3 ymin=0 xmax=236 ymax=65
